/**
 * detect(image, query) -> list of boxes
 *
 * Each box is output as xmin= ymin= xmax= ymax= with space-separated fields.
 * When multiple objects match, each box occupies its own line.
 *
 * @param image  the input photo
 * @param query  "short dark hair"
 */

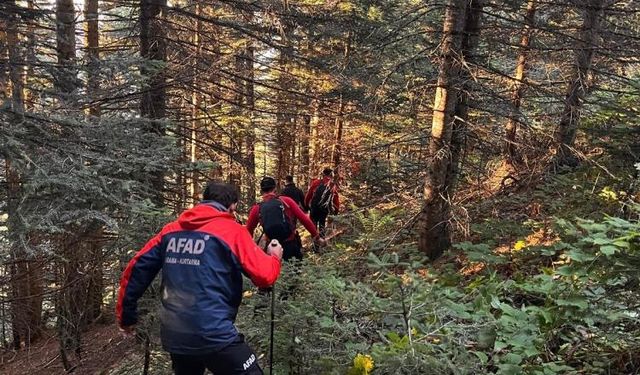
xmin=285 ymin=175 xmax=294 ymax=183
xmin=260 ymin=176 xmax=277 ymax=193
xmin=203 ymin=182 xmax=239 ymax=208
xmin=322 ymin=168 xmax=333 ymax=177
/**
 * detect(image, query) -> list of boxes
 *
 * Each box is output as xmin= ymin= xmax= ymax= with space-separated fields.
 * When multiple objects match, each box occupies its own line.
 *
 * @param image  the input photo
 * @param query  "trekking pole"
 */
xmin=269 ymin=283 xmax=275 ymax=375
xmin=261 ymin=237 xmax=277 ymax=375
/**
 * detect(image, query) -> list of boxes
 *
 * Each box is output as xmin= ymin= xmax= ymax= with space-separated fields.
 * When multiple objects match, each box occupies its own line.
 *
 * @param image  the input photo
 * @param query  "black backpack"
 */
xmin=259 ymin=198 xmax=294 ymax=241
xmin=310 ymin=181 xmax=335 ymax=214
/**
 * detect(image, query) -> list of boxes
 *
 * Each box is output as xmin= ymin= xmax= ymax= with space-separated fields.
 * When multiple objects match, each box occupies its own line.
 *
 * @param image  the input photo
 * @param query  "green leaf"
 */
xmin=494 ymin=340 xmax=508 ymax=351
xmin=600 ymin=245 xmax=617 ymax=256
xmin=567 ymin=249 xmax=595 ymax=262
xmin=472 ymin=351 xmax=489 ymax=364
xmin=556 ymin=266 xmax=574 ymax=276
xmin=477 ymin=327 xmax=496 ymax=349
xmin=504 ymin=353 xmax=523 ymax=365
xmin=497 ymin=363 xmax=523 ymax=375
xmin=319 ymin=316 xmax=334 ymax=328
xmin=591 ymin=237 xmax=611 ymax=245
xmin=556 ymin=296 xmax=588 ymax=309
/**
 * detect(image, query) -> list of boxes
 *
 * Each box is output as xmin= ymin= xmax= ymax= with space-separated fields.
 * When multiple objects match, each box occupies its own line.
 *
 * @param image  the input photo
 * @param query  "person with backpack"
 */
xmin=117 ymin=182 xmax=283 ymax=375
xmin=280 ymin=175 xmax=307 ymax=212
xmin=305 ymin=168 xmax=340 ymax=237
xmin=246 ymin=176 xmax=326 ymax=261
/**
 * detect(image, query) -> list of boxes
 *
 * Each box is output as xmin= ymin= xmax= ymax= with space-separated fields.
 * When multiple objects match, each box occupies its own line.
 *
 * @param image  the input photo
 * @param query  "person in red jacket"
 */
xmin=305 ymin=168 xmax=340 ymax=237
xmin=117 ymin=182 xmax=282 ymax=375
xmin=247 ymin=176 xmax=326 ymax=260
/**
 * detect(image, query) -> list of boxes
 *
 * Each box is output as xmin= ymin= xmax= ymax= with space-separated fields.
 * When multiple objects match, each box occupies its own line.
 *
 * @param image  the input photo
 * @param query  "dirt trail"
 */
xmin=0 ymin=324 xmax=136 ymax=374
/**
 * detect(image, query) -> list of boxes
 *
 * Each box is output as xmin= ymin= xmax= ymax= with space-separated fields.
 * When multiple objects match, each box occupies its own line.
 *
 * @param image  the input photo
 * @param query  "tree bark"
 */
xmin=554 ymin=0 xmax=604 ymax=166
xmin=310 ymin=99 xmax=322 ymax=178
xmin=244 ymin=31 xmax=256 ymax=205
xmin=504 ymin=0 xmax=536 ymax=167
xmin=0 ymin=19 xmax=6 ymax=100
xmin=300 ymin=113 xmax=311 ymax=183
xmin=6 ymin=1 xmax=43 ymax=349
xmin=140 ymin=0 xmax=167 ymax=204
xmin=275 ymin=25 xmax=295 ymax=184
xmin=228 ymin=37 xmax=245 ymax=188
xmin=7 ymin=3 xmax=23 ymax=114
xmin=83 ymin=0 xmax=104 ymax=322
xmin=417 ymin=0 xmax=484 ymax=260
xmin=189 ymin=2 xmax=202 ymax=204
xmin=56 ymin=0 xmax=76 ymax=96
xmin=332 ymin=95 xmax=345 ymax=171
xmin=85 ymin=0 xmax=100 ymax=117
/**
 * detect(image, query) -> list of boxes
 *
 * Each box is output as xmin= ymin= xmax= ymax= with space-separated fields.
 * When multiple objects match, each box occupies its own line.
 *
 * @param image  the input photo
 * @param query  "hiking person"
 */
xmin=280 ymin=175 xmax=307 ymax=211
xmin=305 ymin=168 xmax=340 ymax=237
xmin=246 ymin=176 xmax=326 ymax=261
xmin=117 ymin=182 xmax=282 ymax=375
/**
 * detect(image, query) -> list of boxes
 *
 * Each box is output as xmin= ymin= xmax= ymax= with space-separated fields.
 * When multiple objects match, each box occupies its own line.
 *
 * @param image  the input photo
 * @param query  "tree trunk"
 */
xmin=56 ymin=234 xmax=85 ymax=364
xmin=55 ymin=0 xmax=76 ymax=96
xmin=504 ymin=0 xmax=536 ymax=167
xmin=275 ymin=25 xmax=295 ymax=184
xmin=300 ymin=113 xmax=311 ymax=182
xmin=1 ymin=18 xmax=8 ymax=104
xmin=55 ymin=0 xmax=85 ymax=361
xmin=332 ymin=95 xmax=345 ymax=172
xmin=417 ymin=0 xmax=484 ymax=260
xmin=189 ymin=2 xmax=202 ymax=204
xmin=6 ymin=1 xmax=43 ymax=349
xmin=7 ymin=163 xmax=43 ymax=350
xmin=140 ymin=0 xmax=167 ymax=204
xmin=228 ymin=39 xmax=245 ymax=188
xmin=310 ymin=99 xmax=322 ymax=178
xmin=86 ymin=232 xmax=104 ymax=322
xmin=85 ymin=0 xmax=100 ymax=117
xmin=244 ymin=32 xmax=256 ymax=205
xmin=554 ymin=0 xmax=604 ymax=166
xmin=7 ymin=2 xmax=23 ymax=114
xmin=83 ymin=0 xmax=104 ymax=322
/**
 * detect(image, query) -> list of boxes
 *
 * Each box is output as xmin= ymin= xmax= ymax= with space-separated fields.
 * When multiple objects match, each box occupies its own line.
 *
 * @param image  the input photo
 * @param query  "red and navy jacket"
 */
xmin=246 ymin=193 xmax=319 ymax=241
xmin=304 ymin=177 xmax=340 ymax=213
xmin=116 ymin=201 xmax=281 ymax=354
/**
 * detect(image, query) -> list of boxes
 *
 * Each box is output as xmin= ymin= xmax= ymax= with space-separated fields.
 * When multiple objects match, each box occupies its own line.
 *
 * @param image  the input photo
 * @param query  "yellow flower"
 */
xmin=514 ymin=240 xmax=527 ymax=251
xmin=349 ymin=354 xmax=374 ymax=375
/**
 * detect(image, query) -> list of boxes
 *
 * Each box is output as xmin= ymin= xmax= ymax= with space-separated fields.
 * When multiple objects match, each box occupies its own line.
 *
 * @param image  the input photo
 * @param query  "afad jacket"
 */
xmin=116 ymin=202 xmax=281 ymax=354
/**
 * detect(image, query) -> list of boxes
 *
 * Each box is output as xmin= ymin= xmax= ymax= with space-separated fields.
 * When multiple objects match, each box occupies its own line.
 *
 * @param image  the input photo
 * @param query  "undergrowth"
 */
xmin=110 ymin=165 xmax=640 ymax=374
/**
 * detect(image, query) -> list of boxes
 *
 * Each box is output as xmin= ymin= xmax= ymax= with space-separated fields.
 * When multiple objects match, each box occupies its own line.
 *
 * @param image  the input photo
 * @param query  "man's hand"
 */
xmin=314 ymin=236 xmax=328 ymax=247
xmin=268 ymin=240 xmax=283 ymax=260
xmin=118 ymin=324 xmax=136 ymax=337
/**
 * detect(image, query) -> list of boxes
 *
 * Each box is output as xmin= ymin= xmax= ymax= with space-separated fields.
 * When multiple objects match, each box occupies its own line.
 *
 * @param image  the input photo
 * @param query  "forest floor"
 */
xmin=0 ymin=322 xmax=136 ymax=374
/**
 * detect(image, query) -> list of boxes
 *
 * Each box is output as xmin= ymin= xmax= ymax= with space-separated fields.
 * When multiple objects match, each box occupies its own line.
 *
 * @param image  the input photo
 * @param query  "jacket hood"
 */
xmin=177 ymin=202 xmax=234 ymax=229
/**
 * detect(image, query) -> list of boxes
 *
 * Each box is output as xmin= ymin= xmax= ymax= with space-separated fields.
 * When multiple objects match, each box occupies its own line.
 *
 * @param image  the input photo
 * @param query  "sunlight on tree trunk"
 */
xmin=418 ymin=0 xmax=484 ymax=260
xmin=504 ymin=0 xmax=536 ymax=168
xmin=554 ymin=0 xmax=604 ymax=166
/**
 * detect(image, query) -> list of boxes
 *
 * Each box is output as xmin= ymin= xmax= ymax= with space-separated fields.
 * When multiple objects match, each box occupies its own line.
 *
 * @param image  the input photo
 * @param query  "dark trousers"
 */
xmin=170 ymin=335 xmax=262 ymax=375
xmin=310 ymin=210 xmax=329 ymax=237
xmin=282 ymin=234 xmax=303 ymax=261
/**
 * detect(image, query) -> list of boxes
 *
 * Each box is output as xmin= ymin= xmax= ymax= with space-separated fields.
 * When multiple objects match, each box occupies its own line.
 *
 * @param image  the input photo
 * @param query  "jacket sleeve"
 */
xmin=116 ymin=234 xmax=164 ymax=327
xmin=284 ymin=196 xmax=318 ymax=238
xmin=304 ymin=180 xmax=319 ymax=208
xmin=245 ymin=205 xmax=260 ymax=236
xmin=232 ymin=228 xmax=281 ymax=288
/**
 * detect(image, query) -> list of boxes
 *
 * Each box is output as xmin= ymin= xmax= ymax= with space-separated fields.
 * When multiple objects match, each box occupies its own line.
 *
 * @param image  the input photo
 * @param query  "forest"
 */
xmin=0 ymin=0 xmax=639 ymax=373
